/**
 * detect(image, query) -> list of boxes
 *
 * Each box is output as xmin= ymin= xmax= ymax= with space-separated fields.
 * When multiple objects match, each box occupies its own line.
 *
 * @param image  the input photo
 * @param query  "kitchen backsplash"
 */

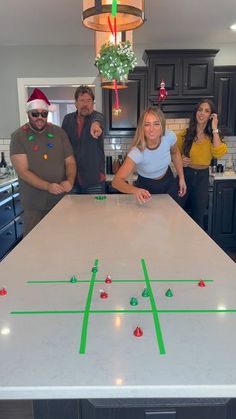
xmin=104 ymin=118 xmax=236 ymax=170
xmin=1 ymin=118 xmax=235 ymax=170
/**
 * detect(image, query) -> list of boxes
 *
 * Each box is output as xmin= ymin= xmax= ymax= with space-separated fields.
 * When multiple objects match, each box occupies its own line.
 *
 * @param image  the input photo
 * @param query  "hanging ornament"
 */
xmin=159 ymin=80 xmax=168 ymax=103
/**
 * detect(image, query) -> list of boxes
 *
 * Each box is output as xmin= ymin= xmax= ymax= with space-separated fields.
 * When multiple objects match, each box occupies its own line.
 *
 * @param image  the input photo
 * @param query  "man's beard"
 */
xmin=29 ymin=120 xmax=47 ymax=132
xmin=79 ymin=107 xmax=90 ymax=116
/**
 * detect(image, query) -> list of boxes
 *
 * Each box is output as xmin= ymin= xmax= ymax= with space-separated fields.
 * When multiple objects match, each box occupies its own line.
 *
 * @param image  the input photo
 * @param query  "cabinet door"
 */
xmin=0 ymin=196 xmax=14 ymax=229
xmin=182 ymin=56 xmax=214 ymax=96
xmin=0 ymin=221 xmax=16 ymax=260
xmin=148 ymin=56 xmax=181 ymax=97
xmin=214 ymin=67 xmax=236 ymax=136
xmin=12 ymin=181 xmax=20 ymax=194
xmin=212 ymin=180 xmax=236 ymax=249
xmin=13 ymin=193 xmax=23 ymax=217
xmin=0 ymin=184 xmax=12 ymax=202
xmin=15 ymin=214 xmax=24 ymax=239
xmin=103 ymin=66 xmax=147 ymax=137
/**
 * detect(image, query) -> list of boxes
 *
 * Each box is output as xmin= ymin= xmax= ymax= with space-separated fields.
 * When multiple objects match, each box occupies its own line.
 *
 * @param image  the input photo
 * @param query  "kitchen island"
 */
xmin=1 ymin=194 xmax=236 ymax=418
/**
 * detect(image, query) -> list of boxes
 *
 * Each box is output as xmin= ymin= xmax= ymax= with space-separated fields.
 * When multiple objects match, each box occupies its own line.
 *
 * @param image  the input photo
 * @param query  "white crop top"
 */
xmin=128 ymin=129 xmax=176 ymax=179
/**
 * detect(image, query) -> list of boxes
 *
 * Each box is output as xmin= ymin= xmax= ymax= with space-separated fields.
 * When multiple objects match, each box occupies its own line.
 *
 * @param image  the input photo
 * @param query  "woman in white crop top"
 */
xmin=112 ymin=107 xmax=186 ymax=204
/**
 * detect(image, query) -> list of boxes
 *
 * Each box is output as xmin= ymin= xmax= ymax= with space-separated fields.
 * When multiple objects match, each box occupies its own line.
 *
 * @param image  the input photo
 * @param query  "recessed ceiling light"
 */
xmin=230 ymin=23 xmax=236 ymax=31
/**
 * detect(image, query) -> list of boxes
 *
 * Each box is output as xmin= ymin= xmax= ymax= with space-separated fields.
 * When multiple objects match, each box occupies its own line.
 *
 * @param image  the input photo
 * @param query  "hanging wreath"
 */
xmin=95 ymin=41 xmax=137 ymax=82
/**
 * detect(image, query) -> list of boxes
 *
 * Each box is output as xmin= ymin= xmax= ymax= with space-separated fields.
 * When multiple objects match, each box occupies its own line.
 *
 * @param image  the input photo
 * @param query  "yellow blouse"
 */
xmin=177 ymin=130 xmax=228 ymax=166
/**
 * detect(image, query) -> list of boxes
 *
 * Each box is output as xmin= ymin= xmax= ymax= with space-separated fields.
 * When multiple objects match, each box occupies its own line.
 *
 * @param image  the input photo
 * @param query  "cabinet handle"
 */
xmin=5 ymin=206 xmax=12 ymax=210
xmin=175 ymin=82 xmax=179 ymax=87
xmin=6 ymin=231 xmax=13 ymax=236
xmin=218 ymin=191 xmax=222 ymax=195
xmin=18 ymin=221 xmax=23 ymax=225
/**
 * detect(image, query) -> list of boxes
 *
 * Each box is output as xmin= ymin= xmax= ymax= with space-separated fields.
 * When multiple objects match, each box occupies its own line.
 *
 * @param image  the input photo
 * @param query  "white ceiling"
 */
xmin=0 ymin=0 xmax=236 ymax=47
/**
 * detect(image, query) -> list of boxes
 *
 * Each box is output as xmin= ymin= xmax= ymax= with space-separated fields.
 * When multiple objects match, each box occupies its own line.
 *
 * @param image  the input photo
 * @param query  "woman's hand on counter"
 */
xmin=133 ymin=187 xmax=152 ymax=204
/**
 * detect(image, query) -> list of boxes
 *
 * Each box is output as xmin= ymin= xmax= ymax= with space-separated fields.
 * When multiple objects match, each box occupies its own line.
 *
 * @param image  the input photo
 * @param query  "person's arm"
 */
xmin=60 ymin=155 xmax=76 ymax=192
xmin=211 ymin=113 xmax=222 ymax=147
xmin=170 ymin=143 xmax=187 ymax=197
xmin=112 ymin=156 xmax=151 ymax=204
xmin=11 ymin=154 xmax=64 ymax=195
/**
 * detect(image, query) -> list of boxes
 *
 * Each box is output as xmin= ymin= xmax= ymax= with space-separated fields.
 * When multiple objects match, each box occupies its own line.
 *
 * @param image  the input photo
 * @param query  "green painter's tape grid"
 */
xmin=141 ymin=259 xmax=166 ymax=355
xmin=11 ymin=260 xmax=219 ymax=355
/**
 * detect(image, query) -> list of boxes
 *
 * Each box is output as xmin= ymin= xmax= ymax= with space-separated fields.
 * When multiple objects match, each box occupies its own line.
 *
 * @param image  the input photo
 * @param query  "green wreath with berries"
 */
xmin=95 ymin=41 xmax=137 ymax=82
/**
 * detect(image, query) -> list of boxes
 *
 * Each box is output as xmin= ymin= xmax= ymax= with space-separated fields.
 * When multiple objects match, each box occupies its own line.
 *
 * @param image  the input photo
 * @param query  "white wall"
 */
xmin=0 ymin=42 xmax=236 ymax=140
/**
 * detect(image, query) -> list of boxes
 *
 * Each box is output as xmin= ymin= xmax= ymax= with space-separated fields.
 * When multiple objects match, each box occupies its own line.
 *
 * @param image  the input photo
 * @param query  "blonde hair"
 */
xmin=130 ymin=106 xmax=166 ymax=151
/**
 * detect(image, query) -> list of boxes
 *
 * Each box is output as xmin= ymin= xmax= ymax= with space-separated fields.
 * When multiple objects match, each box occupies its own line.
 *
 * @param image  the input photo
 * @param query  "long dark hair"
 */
xmin=183 ymin=99 xmax=216 ymax=157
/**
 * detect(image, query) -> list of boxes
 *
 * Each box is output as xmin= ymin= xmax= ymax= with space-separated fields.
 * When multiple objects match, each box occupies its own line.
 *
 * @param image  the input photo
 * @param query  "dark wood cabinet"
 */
xmin=211 ymin=180 xmax=236 ymax=249
xmin=0 ymin=179 xmax=24 ymax=260
xmin=102 ymin=66 xmax=148 ymax=137
xmin=214 ymin=66 xmax=236 ymax=135
xmin=142 ymin=50 xmax=218 ymax=118
xmin=81 ymin=398 xmax=233 ymax=419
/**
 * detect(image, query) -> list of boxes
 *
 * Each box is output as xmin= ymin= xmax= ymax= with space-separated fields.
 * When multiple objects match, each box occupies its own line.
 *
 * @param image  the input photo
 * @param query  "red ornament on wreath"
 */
xmin=159 ymin=80 xmax=167 ymax=102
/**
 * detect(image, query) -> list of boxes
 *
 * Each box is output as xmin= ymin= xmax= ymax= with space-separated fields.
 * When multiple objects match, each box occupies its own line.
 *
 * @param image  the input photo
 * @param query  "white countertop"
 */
xmin=106 ymin=172 xmax=236 ymax=183
xmin=212 ymin=172 xmax=236 ymax=180
xmin=1 ymin=194 xmax=236 ymax=400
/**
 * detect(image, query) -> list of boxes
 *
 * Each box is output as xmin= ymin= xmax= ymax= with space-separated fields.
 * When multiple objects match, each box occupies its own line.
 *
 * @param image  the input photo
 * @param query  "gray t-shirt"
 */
xmin=128 ymin=129 xmax=176 ymax=178
xmin=10 ymin=123 xmax=74 ymax=211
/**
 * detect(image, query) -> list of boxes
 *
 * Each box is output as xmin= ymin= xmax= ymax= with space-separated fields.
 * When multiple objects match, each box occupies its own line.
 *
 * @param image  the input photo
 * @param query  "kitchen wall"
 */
xmin=0 ymin=42 xmax=236 ymax=169
xmin=2 ymin=119 xmax=234 ymax=171
xmin=104 ymin=119 xmax=235 ymax=171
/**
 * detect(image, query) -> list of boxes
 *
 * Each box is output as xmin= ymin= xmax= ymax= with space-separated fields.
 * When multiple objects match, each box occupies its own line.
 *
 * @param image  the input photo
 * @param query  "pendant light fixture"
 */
xmin=82 ymin=1 xmax=145 ymax=32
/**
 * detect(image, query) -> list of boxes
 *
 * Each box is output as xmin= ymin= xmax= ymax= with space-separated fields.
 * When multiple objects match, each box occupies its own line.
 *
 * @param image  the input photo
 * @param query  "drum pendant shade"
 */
xmin=82 ymin=1 xmax=145 ymax=32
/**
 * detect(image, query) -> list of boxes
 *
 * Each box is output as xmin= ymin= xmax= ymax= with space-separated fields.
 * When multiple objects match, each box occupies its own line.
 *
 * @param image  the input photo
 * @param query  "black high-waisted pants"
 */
xmin=135 ymin=166 xmax=183 ymax=206
xmin=181 ymin=167 xmax=209 ymax=229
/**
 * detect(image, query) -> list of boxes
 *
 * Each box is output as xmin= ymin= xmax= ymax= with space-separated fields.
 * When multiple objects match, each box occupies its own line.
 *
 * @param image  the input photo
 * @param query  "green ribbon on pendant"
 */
xmin=112 ymin=0 xmax=117 ymax=16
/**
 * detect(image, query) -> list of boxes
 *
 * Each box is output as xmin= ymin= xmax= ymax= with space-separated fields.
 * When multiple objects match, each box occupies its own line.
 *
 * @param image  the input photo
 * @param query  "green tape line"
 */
xmin=11 ymin=308 xmax=236 ymax=316
xmin=27 ymin=279 xmax=214 ymax=284
xmin=79 ymin=258 xmax=98 ymax=354
xmin=11 ymin=310 xmax=85 ymax=314
xmin=141 ymin=259 xmax=166 ymax=355
xmin=27 ymin=281 xmax=71 ymax=284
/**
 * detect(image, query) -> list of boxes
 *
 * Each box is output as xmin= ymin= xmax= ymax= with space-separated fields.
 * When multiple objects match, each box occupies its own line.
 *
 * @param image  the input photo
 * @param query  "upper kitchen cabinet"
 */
xmin=102 ymin=66 xmax=148 ymax=137
xmin=142 ymin=49 xmax=219 ymax=118
xmin=214 ymin=66 xmax=236 ymax=136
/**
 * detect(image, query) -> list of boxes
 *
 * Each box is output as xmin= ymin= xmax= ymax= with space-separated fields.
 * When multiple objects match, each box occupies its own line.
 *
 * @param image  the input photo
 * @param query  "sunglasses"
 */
xmin=30 ymin=111 xmax=48 ymax=118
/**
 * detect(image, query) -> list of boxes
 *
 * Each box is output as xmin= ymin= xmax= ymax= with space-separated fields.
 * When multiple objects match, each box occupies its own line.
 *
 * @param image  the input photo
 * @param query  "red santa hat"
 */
xmin=26 ymin=88 xmax=56 ymax=112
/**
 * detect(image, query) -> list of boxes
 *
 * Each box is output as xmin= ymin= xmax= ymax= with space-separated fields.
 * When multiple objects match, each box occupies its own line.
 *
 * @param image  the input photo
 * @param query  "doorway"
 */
xmin=17 ymin=77 xmax=98 ymax=126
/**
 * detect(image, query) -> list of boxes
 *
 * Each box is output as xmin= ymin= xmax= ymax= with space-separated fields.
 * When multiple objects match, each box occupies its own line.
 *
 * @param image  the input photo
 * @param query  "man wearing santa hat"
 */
xmin=10 ymin=88 xmax=76 ymax=236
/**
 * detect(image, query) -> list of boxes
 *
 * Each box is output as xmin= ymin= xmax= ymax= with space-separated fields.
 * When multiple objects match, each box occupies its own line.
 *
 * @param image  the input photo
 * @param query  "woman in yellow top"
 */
xmin=177 ymin=98 xmax=227 ymax=229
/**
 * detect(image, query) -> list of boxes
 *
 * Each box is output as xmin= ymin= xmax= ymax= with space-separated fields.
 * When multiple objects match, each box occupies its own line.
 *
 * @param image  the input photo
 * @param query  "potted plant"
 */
xmin=95 ymin=41 xmax=137 ymax=83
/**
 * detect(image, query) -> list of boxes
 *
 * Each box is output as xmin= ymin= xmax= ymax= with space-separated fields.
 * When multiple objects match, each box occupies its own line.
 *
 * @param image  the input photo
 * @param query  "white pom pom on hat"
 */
xmin=25 ymin=88 xmax=56 ymax=112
